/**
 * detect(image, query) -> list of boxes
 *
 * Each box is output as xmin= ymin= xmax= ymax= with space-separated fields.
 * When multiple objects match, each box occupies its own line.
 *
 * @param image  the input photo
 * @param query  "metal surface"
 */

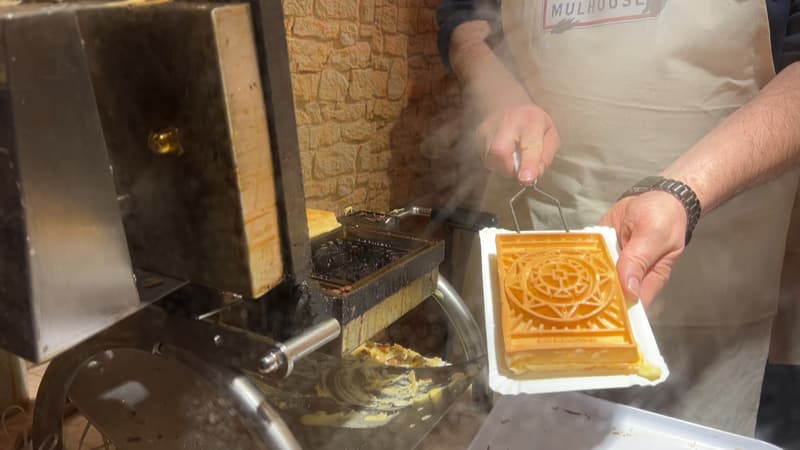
xmin=33 ymin=300 xmax=483 ymax=450
xmin=433 ymin=277 xmax=492 ymax=411
xmin=70 ymin=348 xmax=267 ymax=450
xmin=251 ymin=351 xmax=481 ymax=449
xmin=4 ymin=1 xmax=487 ymax=447
xmin=311 ymin=226 xmax=444 ymax=324
xmin=134 ymin=268 xmax=189 ymax=304
xmin=0 ymin=0 xmax=322 ymax=360
xmin=281 ymin=318 xmax=340 ymax=368
xmin=69 ymin=347 xmax=303 ymax=450
xmin=31 ymin=278 xmax=486 ymax=450
xmin=61 ymin=343 xmax=481 ymax=450
xmin=468 ymin=392 xmax=782 ymax=450
xmin=77 ymin=2 xmax=285 ymax=298
xmin=433 ymin=278 xmax=484 ymax=362
xmin=161 ymin=345 xmax=302 ymax=450
xmin=259 ymin=317 xmax=341 ymax=378
xmin=0 ymin=8 xmax=142 ymax=362
xmin=33 ymin=306 xmax=302 ymax=450
xmin=509 ymin=150 xmax=570 ymax=233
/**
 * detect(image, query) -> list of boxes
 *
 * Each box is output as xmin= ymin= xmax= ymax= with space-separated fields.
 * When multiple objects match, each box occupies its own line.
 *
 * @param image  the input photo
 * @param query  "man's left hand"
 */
xmin=599 ymin=192 xmax=688 ymax=307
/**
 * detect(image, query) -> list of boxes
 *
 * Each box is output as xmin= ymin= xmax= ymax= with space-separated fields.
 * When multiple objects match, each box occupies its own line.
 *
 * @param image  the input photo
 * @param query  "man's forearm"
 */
xmin=450 ymin=21 xmax=560 ymax=182
xmin=449 ymin=21 xmax=533 ymax=114
xmin=661 ymin=63 xmax=800 ymax=214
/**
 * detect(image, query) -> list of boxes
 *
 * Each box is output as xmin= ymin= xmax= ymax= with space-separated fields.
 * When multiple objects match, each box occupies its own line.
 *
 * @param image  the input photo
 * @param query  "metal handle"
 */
xmin=509 ymin=149 xmax=570 ymax=233
xmin=512 ymin=150 xmax=522 ymax=177
xmin=259 ymin=318 xmax=341 ymax=378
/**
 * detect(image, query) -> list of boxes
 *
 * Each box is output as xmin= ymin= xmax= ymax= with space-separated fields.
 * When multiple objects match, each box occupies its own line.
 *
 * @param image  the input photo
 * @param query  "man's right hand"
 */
xmin=448 ymin=21 xmax=560 ymax=185
xmin=477 ymin=103 xmax=560 ymax=184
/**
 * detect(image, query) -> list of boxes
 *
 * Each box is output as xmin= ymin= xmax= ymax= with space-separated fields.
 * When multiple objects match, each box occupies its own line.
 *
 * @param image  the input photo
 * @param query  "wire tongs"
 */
xmin=509 ymin=150 xmax=570 ymax=233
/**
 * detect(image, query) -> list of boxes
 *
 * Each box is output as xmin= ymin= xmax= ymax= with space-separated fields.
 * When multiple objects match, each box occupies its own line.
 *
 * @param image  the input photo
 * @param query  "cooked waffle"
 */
xmin=307 ymin=209 xmax=341 ymax=238
xmin=495 ymin=233 xmax=655 ymax=379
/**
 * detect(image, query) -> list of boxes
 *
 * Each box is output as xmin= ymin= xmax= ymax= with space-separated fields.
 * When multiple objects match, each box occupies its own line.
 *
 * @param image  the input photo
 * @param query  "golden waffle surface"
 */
xmin=495 ymin=233 xmax=648 ymax=378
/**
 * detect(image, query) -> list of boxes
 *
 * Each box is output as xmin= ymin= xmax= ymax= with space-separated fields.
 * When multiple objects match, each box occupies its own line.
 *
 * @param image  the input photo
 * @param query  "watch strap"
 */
xmin=619 ymin=176 xmax=702 ymax=246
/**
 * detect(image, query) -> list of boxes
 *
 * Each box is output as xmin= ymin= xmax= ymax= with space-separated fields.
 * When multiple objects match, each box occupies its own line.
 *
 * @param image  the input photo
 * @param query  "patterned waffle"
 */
xmin=495 ymin=233 xmax=642 ymax=378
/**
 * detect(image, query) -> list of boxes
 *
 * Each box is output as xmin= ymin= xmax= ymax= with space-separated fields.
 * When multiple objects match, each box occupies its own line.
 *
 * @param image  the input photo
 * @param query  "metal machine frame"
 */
xmin=31 ymin=276 xmax=485 ymax=449
xmin=0 ymin=0 xmax=491 ymax=447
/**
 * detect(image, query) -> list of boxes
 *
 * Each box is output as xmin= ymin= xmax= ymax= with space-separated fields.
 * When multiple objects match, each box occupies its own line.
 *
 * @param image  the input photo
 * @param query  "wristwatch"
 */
xmin=618 ymin=176 xmax=702 ymax=246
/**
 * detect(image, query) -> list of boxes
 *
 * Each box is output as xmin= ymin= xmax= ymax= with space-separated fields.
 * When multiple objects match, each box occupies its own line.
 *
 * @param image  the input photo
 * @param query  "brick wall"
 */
xmin=283 ymin=0 xmax=485 ymax=213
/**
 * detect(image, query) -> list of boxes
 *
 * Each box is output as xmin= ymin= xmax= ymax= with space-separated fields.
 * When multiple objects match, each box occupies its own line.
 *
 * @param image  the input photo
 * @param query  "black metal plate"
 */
xmin=310 ymin=227 xmax=444 ymax=324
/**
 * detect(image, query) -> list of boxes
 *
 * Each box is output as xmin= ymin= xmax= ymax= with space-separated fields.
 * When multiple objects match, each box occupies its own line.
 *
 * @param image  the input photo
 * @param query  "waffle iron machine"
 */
xmin=0 ymin=1 xmax=489 ymax=448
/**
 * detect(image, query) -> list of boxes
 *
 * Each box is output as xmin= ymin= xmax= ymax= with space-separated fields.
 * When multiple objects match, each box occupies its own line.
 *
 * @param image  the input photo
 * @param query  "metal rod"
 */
xmin=509 ymin=149 xmax=528 ymax=233
xmin=259 ymin=317 xmax=341 ymax=378
xmin=195 ymin=296 xmax=244 ymax=321
xmin=509 ymin=149 xmax=570 ymax=233
xmin=532 ymin=182 xmax=570 ymax=232
xmin=283 ymin=317 xmax=340 ymax=362
xmin=508 ymin=186 xmax=528 ymax=233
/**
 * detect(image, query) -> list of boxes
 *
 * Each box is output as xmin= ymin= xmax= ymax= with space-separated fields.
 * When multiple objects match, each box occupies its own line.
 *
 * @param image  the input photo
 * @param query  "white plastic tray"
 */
xmin=479 ymin=226 xmax=669 ymax=395
xmin=468 ymin=392 xmax=781 ymax=450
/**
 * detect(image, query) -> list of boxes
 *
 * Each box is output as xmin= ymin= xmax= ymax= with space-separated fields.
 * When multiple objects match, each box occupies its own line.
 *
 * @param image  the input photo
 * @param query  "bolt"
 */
xmin=147 ymin=126 xmax=183 ymax=156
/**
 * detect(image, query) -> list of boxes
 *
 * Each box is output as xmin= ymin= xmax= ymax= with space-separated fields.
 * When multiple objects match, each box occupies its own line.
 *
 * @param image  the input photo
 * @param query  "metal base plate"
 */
xmin=70 ymin=348 xmax=257 ymax=450
xmin=68 ymin=347 xmax=478 ymax=449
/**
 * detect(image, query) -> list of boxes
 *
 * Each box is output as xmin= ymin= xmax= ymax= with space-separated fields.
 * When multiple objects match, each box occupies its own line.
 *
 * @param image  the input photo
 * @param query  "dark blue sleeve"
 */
xmin=781 ymin=0 xmax=800 ymax=69
xmin=767 ymin=0 xmax=800 ymax=71
xmin=436 ymin=0 xmax=501 ymax=71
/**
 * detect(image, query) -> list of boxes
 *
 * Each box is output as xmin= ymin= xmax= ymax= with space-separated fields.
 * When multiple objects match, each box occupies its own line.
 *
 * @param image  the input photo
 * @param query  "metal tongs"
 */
xmin=509 ymin=149 xmax=570 ymax=233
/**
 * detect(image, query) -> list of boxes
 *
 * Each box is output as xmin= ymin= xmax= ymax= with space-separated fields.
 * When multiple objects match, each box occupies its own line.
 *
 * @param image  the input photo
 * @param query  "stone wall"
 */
xmin=283 ymin=0 xmax=485 ymax=213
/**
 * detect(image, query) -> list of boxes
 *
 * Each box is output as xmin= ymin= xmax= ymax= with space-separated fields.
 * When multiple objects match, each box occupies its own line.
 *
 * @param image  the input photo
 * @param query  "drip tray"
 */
xmin=310 ymin=226 xmax=444 ymax=337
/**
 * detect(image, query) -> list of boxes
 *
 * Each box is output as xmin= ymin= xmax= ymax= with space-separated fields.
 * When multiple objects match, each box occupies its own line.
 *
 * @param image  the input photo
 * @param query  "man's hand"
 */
xmin=477 ymin=103 xmax=560 ymax=184
xmin=448 ymin=21 xmax=560 ymax=185
xmin=599 ymin=192 xmax=687 ymax=306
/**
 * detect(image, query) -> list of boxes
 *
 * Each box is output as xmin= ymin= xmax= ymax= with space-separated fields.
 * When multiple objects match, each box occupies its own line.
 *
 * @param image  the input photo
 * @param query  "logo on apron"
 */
xmin=544 ymin=0 xmax=664 ymax=31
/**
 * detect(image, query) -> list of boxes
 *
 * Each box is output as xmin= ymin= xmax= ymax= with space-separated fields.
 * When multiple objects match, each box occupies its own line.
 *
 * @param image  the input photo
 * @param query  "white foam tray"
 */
xmin=480 ymin=226 xmax=669 ymax=395
xmin=468 ymin=392 xmax=780 ymax=450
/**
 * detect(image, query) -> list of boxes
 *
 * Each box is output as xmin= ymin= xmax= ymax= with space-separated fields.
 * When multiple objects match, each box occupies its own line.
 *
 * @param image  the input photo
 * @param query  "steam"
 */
xmin=404 ymin=3 xmax=521 ymax=238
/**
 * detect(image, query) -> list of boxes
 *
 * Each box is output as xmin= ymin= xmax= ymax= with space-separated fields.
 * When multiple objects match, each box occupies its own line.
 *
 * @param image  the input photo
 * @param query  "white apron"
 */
xmin=458 ymin=0 xmax=800 ymax=436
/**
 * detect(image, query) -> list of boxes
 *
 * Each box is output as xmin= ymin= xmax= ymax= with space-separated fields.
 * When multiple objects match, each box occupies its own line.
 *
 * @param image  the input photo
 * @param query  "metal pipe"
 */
xmin=284 ymin=317 xmax=341 ymax=362
xmin=229 ymin=375 xmax=302 ymax=450
xmin=259 ymin=317 xmax=341 ymax=378
xmin=434 ymin=276 xmax=493 ymax=411
xmin=434 ymin=277 xmax=484 ymax=360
